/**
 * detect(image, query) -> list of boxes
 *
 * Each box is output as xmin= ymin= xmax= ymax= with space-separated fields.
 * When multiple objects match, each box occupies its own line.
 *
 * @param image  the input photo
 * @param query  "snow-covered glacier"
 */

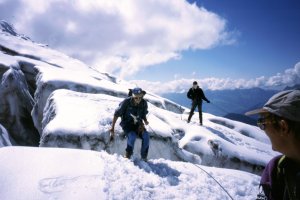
xmin=0 ymin=20 xmax=278 ymax=173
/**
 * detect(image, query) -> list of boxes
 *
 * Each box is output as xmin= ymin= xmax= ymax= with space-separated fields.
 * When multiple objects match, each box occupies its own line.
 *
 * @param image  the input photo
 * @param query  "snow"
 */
xmin=0 ymin=146 xmax=260 ymax=200
xmin=0 ymin=147 xmax=105 ymax=200
xmin=38 ymin=88 xmax=278 ymax=173
xmin=0 ymin=124 xmax=11 ymax=147
xmin=0 ymin=21 xmax=279 ymax=199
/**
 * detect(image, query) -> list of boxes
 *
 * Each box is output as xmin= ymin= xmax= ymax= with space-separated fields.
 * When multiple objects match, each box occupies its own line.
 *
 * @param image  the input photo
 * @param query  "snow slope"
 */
xmin=0 ymin=124 xmax=11 ymax=147
xmin=39 ymin=88 xmax=276 ymax=173
xmin=0 ymin=20 xmax=279 ymax=199
xmin=0 ymin=146 xmax=260 ymax=200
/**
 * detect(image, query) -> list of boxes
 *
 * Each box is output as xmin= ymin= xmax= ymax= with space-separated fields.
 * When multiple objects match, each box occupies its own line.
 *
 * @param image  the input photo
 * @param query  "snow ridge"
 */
xmin=0 ymin=20 xmax=31 ymax=41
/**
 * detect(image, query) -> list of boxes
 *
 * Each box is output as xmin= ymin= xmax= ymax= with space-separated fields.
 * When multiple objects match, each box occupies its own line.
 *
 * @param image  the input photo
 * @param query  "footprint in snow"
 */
xmin=38 ymin=175 xmax=102 ymax=194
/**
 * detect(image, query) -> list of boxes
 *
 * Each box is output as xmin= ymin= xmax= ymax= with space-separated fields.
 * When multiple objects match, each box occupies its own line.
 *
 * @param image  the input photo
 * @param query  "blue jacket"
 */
xmin=114 ymin=97 xmax=148 ymax=132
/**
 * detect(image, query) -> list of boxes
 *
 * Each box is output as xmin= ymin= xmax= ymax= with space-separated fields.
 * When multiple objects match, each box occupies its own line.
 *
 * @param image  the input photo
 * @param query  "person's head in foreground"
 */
xmin=246 ymin=89 xmax=300 ymax=158
xmin=246 ymin=89 xmax=300 ymax=199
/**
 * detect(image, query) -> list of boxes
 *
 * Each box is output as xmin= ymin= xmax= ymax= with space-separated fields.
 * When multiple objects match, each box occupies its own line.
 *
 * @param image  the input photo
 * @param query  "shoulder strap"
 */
xmin=277 ymin=155 xmax=286 ymax=176
xmin=277 ymin=156 xmax=300 ymax=200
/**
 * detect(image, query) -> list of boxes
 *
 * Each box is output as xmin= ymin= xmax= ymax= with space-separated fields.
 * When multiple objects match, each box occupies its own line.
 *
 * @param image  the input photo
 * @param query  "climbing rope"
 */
xmin=192 ymin=163 xmax=235 ymax=200
xmin=147 ymin=124 xmax=234 ymax=200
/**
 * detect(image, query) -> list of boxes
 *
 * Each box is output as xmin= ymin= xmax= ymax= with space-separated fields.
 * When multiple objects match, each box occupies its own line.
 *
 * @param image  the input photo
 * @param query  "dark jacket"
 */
xmin=187 ymin=86 xmax=209 ymax=103
xmin=114 ymin=97 xmax=148 ymax=132
xmin=259 ymin=155 xmax=300 ymax=200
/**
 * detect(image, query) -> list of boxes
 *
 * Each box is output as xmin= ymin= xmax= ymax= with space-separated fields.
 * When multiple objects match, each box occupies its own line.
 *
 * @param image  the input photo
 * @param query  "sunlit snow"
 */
xmin=0 ymin=20 xmax=279 ymax=199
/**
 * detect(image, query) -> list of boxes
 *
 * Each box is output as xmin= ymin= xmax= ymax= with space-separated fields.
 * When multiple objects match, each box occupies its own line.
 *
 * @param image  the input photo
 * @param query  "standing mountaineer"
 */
xmin=187 ymin=81 xmax=210 ymax=125
xmin=110 ymin=87 xmax=150 ymax=161
xmin=246 ymin=90 xmax=300 ymax=200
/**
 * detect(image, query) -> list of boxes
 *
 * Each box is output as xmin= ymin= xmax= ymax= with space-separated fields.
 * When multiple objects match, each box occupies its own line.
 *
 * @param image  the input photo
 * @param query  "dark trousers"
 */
xmin=188 ymin=100 xmax=203 ymax=124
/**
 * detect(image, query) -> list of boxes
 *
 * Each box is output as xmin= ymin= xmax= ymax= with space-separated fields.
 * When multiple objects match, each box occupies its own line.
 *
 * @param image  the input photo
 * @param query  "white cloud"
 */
xmin=0 ymin=0 xmax=233 ymax=79
xmin=296 ymin=62 xmax=300 ymax=77
xmin=131 ymin=62 xmax=300 ymax=94
xmin=265 ymin=62 xmax=300 ymax=87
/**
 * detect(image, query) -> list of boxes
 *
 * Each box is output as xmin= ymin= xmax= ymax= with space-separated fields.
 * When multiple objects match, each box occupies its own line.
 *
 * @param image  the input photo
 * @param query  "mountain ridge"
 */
xmin=162 ymin=87 xmax=278 ymax=120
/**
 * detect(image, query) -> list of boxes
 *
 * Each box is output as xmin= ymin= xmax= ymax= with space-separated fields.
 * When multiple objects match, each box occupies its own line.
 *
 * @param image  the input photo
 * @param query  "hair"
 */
xmin=270 ymin=114 xmax=300 ymax=139
xmin=286 ymin=120 xmax=300 ymax=139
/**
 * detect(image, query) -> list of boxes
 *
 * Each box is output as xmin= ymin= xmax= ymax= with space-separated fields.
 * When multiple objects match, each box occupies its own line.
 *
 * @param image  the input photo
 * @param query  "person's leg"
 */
xmin=125 ymin=131 xmax=137 ymax=158
xmin=188 ymin=101 xmax=197 ymax=122
xmin=197 ymin=102 xmax=203 ymax=125
xmin=141 ymin=131 xmax=150 ymax=159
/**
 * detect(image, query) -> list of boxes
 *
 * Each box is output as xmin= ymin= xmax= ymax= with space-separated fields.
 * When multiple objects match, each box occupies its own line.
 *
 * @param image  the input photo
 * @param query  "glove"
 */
xmin=136 ymin=123 xmax=145 ymax=137
xmin=109 ymin=128 xmax=115 ymax=141
xmin=207 ymin=100 xmax=210 ymax=103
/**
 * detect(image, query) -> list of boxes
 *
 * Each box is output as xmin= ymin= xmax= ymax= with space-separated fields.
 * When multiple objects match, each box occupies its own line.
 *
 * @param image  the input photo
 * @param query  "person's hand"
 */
xmin=144 ymin=120 xmax=149 ymax=125
xmin=207 ymin=100 xmax=210 ymax=103
xmin=109 ymin=128 xmax=115 ymax=141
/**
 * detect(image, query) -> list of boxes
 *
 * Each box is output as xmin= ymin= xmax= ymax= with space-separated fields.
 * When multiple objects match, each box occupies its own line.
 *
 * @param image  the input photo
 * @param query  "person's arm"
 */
xmin=187 ymin=88 xmax=193 ymax=99
xmin=200 ymin=89 xmax=210 ymax=103
xmin=109 ymin=98 xmax=129 ymax=140
xmin=143 ymin=117 xmax=149 ymax=125
xmin=110 ymin=115 xmax=119 ymax=140
xmin=142 ymin=101 xmax=149 ymax=125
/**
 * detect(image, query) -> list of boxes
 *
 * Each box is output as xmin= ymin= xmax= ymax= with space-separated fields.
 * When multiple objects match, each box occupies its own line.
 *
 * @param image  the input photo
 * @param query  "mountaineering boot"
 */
xmin=124 ymin=151 xmax=132 ymax=159
xmin=141 ymin=157 xmax=148 ymax=162
xmin=125 ymin=145 xmax=133 ymax=159
xmin=199 ymin=113 xmax=203 ymax=126
xmin=187 ymin=114 xmax=192 ymax=123
xmin=141 ymin=145 xmax=149 ymax=162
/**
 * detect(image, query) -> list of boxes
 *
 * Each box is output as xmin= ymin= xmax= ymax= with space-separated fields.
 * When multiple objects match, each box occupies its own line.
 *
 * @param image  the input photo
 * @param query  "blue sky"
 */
xmin=0 ymin=0 xmax=299 ymax=93
xmin=133 ymin=0 xmax=300 ymax=81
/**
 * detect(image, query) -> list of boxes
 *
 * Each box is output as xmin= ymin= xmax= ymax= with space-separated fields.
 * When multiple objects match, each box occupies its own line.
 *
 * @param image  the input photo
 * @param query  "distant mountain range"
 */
xmin=162 ymin=87 xmax=279 ymax=125
xmin=223 ymin=113 xmax=257 ymax=126
xmin=284 ymin=84 xmax=300 ymax=90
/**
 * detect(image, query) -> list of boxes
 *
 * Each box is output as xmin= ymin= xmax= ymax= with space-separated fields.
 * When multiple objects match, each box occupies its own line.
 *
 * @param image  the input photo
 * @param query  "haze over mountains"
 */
xmin=162 ymin=88 xmax=278 ymax=125
xmin=163 ymin=84 xmax=300 ymax=125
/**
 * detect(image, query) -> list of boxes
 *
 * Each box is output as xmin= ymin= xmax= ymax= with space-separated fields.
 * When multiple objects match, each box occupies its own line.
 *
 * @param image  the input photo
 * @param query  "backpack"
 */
xmin=128 ymin=89 xmax=133 ymax=97
xmin=259 ymin=155 xmax=300 ymax=200
xmin=277 ymin=156 xmax=300 ymax=200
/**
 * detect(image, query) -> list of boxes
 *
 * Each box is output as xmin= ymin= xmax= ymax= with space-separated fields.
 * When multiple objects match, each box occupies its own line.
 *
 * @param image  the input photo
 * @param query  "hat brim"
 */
xmin=245 ymin=108 xmax=269 ymax=116
xmin=132 ymin=93 xmax=143 ymax=98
